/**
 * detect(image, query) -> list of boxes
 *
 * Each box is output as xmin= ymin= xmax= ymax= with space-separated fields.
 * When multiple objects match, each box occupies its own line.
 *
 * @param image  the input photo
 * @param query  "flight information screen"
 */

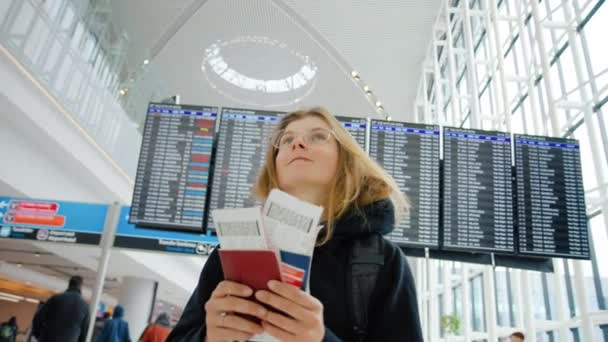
xmin=443 ymin=127 xmax=514 ymax=253
xmin=335 ymin=115 xmax=367 ymax=149
xmin=514 ymin=135 xmax=589 ymax=259
xmin=130 ymin=103 xmax=218 ymax=232
xmin=206 ymin=108 xmax=284 ymax=230
xmin=369 ymin=120 xmax=440 ymax=247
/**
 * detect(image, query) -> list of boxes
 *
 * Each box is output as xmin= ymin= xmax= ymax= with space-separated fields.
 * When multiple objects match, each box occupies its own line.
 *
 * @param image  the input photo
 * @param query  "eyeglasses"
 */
xmin=270 ymin=127 xmax=336 ymax=149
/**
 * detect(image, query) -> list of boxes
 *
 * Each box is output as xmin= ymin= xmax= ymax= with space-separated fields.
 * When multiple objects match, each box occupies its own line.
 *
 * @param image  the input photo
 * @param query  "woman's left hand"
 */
xmin=255 ymin=280 xmax=324 ymax=342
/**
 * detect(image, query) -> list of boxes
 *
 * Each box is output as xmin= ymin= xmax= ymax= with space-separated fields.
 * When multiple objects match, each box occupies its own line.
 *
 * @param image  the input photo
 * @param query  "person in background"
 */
xmin=0 ymin=316 xmax=18 ymax=342
xmin=33 ymin=275 xmax=90 ymax=342
xmin=97 ymin=305 xmax=131 ymax=342
xmin=138 ymin=313 xmax=171 ymax=342
xmin=510 ymin=331 xmax=525 ymax=342
xmin=92 ymin=312 xmax=112 ymax=342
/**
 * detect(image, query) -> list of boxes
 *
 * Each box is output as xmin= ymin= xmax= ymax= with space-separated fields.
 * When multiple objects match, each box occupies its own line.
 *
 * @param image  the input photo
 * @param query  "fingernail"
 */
xmin=268 ymin=280 xmax=278 ymax=289
xmin=255 ymin=291 xmax=266 ymax=301
xmin=258 ymin=307 xmax=267 ymax=317
xmin=243 ymin=287 xmax=252 ymax=296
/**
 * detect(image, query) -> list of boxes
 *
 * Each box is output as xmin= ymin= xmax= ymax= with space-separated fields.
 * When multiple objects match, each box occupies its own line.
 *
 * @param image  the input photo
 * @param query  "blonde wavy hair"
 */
xmin=254 ymin=107 xmax=409 ymax=244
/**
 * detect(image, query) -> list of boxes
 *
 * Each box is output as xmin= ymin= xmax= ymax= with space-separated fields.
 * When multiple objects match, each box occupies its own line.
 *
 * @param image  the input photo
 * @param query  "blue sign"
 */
xmin=115 ymin=206 xmax=218 ymax=255
xmin=0 ymin=196 xmax=107 ymax=245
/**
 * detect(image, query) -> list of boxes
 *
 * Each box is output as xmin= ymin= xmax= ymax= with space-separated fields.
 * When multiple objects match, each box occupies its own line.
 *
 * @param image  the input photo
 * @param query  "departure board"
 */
xmin=336 ymin=116 xmax=367 ymax=148
xmin=130 ymin=103 xmax=218 ymax=232
xmin=369 ymin=120 xmax=440 ymax=247
xmin=514 ymin=135 xmax=589 ymax=259
xmin=443 ymin=128 xmax=514 ymax=253
xmin=206 ymin=108 xmax=284 ymax=230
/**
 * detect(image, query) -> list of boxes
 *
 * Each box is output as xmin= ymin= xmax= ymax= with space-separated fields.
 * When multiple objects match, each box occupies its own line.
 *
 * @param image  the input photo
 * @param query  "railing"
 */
xmin=0 ymin=0 xmax=162 ymax=177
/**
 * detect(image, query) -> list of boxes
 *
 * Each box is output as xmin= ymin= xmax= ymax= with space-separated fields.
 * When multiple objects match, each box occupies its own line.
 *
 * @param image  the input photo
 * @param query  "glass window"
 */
xmin=0 ymin=0 xmax=13 ymax=25
xmin=495 ymin=267 xmax=514 ymax=327
xmin=530 ymin=272 xmax=549 ymax=320
xmin=439 ymin=293 xmax=445 ymax=338
xmin=453 ymin=285 xmax=463 ymax=319
xmin=594 ymin=324 xmax=608 ymax=342
xmin=9 ymin=1 xmax=35 ymax=37
xmin=23 ymin=17 xmax=50 ymax=64
xmin=583 ymin=2 xmax=608 ymax=94
xmin=470 ymin=275 xmax=485 ymax=331
xmin=589 ymin=214 xmax=608 ymax=311
xmin=573 ymin=120 xmax=608 ymax=191
xmin=538 ymin=330 xmax=559 ymax=342
xmin=60 ymin=3 xmax=74 ymax=31
xmin=43 ymin=0 xmax=63 ymax=21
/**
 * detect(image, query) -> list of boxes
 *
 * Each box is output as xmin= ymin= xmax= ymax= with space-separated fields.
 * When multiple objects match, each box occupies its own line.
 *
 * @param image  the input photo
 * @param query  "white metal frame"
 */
xmin=415 ymin=0 xmax=608 ymax=341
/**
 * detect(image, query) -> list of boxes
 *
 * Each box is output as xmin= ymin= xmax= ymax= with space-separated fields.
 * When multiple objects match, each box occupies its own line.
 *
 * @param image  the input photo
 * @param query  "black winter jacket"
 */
xmin=35 ymin=288 xmax=90 ymax=342
xmin=167 ymin=199 xmax=423 ymax=341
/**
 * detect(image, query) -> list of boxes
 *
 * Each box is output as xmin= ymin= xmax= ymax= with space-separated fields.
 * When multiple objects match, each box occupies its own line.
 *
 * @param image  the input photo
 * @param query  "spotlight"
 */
xmin=375 ymin=101 xmax=382 ymax=107
xmin=386 ymin=116 xmax=392 ymax=121
xmin=363 ymin=85 xmax=369 ymax=92
xmin=143 ymin=59 xmax=149 ymax=65
xmin=351 ymin=70 xmax=358 ymax=78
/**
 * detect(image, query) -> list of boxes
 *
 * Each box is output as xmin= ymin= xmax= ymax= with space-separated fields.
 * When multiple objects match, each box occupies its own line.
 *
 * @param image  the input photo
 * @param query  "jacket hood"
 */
xmin=113 ymin=305 xmax=124 ymax=318
xmin=330 ymin=198 xmax=395 ymax=240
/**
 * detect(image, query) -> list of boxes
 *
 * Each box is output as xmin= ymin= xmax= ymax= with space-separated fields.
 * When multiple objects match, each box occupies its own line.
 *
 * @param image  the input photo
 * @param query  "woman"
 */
xmin=168 ymin=107 xmax=422 ymax=341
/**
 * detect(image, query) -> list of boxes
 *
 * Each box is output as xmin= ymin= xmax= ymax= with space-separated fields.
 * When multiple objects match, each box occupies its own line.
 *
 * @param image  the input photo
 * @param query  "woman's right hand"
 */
xmin=204 ymin=280 xmax=268 ymax=342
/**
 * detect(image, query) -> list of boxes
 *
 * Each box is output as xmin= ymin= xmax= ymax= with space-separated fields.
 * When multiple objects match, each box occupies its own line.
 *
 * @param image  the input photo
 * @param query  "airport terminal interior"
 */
xmin=0 ymin=0 xmax=607 ymax=341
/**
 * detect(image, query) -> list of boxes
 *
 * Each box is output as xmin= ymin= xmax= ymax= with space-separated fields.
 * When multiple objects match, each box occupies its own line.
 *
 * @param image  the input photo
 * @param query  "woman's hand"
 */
xmin=255 ymin=280 xmax=324 ymax=342
xmin=204 ymin=280 xmax=268 ymax=342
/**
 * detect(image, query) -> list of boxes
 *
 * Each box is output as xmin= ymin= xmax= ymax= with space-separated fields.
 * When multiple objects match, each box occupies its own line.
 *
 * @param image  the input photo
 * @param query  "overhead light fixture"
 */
xmin=363 ymin=85 xmax=369 ymax=92
xmin=386 ymin=116 xmax=392 ymax=121
xmin=378 ymin=105 xmax=384 ymax=111
xmin=202 ymin=38 xmax=317 ymax=96
xmin=375 ymin=101 xmax=382 ymax=107
xmin=0 ymin=297 xmax=19 ymax=303
xmin=143 ymin=59 xmax=150 ymax=65
xmin=0 ymin=292 xmax=24 ymax=301
xmin=17 ymin=263 xmax=22 ymax=268
xmin=351 ymin=70 xmax=358 ymax=78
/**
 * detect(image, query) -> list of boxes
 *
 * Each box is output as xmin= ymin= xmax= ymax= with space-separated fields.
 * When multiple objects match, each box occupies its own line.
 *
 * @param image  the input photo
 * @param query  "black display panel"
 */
xmin=130 ymin=103 xmax=218 ymax=232
xmin=514 ymin=135 xmax=589 ymax=259
xmin=335 ymin=115 xmax=367 ymax=148
xmin=443 ymin=127 xmax=514 ymax=253
xmin=206 ymin=108 xmax=284 ymax=230
xmin=369 ymin=120 xmax=441 ymax=247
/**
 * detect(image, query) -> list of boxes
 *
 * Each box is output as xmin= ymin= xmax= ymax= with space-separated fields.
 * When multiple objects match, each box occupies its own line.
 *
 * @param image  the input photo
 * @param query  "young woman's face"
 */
xmin=275 ymin=116 xmax=339 ymax=191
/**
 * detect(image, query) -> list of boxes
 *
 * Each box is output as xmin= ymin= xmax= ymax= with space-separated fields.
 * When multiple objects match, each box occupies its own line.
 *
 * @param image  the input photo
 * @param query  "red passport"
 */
xmin=218 ymin=249 xmax=283 ymax=291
